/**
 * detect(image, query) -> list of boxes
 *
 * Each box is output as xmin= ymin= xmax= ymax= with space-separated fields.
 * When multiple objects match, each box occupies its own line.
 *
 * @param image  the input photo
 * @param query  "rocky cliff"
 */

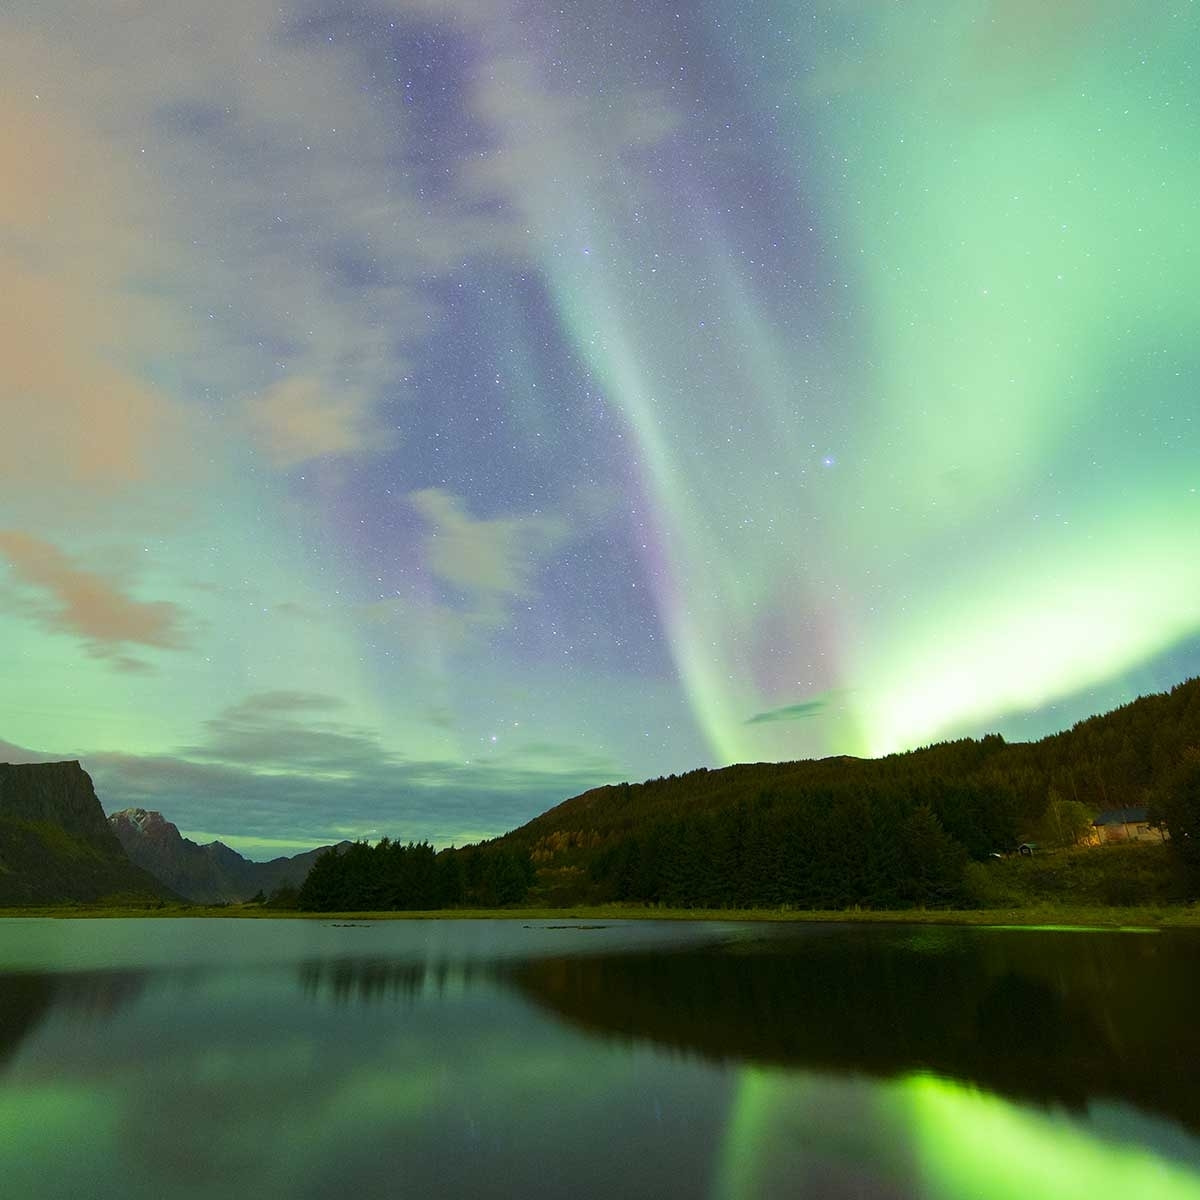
xmin=109 ymin=807 xmax=347 ymax=903
xmin=0 ymin=762 xmax=177 ymax=905
xmin=0 ymin=760 xmax=114 ymax=836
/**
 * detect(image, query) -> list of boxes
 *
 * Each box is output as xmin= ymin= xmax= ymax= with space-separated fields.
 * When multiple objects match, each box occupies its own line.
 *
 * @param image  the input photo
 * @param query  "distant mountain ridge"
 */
xmin=0 ymin=762 xmax=176 ymax=905
xmin=108 ymin=807 xmax=350 ymax=903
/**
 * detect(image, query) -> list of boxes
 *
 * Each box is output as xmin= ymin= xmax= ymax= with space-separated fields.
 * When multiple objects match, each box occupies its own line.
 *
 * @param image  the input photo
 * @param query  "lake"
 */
xmin=1 ymin=918 xmax=1198 ymax=1199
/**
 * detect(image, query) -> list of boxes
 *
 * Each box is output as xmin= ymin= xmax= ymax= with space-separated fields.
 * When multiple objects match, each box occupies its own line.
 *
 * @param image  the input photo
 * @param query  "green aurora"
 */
xmin=0 ymin=1 xmax=1197 ymax=850
xmin=715 ymin=1070 xmax=1200 ymax=1200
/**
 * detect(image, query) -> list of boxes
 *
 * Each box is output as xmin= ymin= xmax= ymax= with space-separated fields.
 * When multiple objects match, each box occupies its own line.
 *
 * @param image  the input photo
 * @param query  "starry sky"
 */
xmin=2 ymin=1 xmax=1198 ymax=857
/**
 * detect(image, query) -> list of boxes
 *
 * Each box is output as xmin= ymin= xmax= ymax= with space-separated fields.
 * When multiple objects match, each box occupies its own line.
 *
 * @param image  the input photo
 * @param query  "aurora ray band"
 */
xmin=0 ymin=1 xmax=1196 ymax=850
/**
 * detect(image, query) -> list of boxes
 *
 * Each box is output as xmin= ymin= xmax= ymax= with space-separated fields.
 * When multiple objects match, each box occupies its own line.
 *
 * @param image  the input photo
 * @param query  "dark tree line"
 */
xmin=1152 ymin=752 xmax=1200 ymax=895
xmin=289 ymin=679 xmax=1200 ymax=911
xmin=296 ymin=839 xmax=534 ymax=912
xmin=587 ymin=793 xmax=970 ymax=909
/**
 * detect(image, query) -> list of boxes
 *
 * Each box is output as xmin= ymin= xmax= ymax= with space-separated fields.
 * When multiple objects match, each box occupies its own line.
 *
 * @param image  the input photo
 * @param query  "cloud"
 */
xmin=410 ymin=488 xmax=568 ymax=603
xmin=460 ymin=49 xmax=681 ymax=215
xmin=0 ymin=62 xmax=187 ymax=502
xmin=244 ymin=376 xmax=393 ymax=468
xmin=0 ymin=531 xmax=188 ymax=657
xmin=366 ymin=485 xmax=624 ymax=657
xmin=745 ymin=699 xmax=830 ymax=726
xmin=229 ymin=691 xmax=346 ymax=716
xmin=78 ymin=688 xmax=620 ymax=853
xmin=183 ymin=691 xmax=386 ymax=776
xmin=0 ymin=738 xmax=64 ymax=765
xmin=86 ymin=747 xmax=612 ymax=854
xmin=360 ymin=595 xmax=498 ymax=650
xmin=109 ymin=655 xmax=158 ymax=675
xmin=0 ymin=5 xmax=524 ymax=502
xmin=0 ymin=1 xmax=683 ymax=510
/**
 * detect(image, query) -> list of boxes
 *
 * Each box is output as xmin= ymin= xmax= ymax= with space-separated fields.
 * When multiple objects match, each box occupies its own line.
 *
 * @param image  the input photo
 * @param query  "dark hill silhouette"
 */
xmin=280 ymin=678 xmax=1199 ymax=913
xmin=0 ymin=762 xmax=177 ymax=905
xmin=489 ymin=678 xmax=1200 ymax=908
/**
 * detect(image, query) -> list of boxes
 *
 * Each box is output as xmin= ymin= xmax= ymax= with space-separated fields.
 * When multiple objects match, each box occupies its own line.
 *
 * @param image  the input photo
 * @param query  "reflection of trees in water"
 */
xmin=297 ymin=957 xmax=486 ymax=1005
xmin=0 ymin=970 xmax=146 ymax=1068
xmin=288 ymin=930 xmax=1200 ymax=1135
xmin=509 ymin=929 xmax=1200 ymax=1133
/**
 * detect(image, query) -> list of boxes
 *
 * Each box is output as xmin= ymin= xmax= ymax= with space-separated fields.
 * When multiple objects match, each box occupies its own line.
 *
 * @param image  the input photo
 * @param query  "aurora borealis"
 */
xmin=2 ymin=2 xmax=1198 ymax=853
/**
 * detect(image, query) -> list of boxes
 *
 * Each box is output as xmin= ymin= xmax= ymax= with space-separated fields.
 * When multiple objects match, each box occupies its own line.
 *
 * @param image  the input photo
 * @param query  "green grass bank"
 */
xmin=3 ymin=842 xmax=1195 ymax=927
xmin=3 ymin=902 xmax=1199 ymax=928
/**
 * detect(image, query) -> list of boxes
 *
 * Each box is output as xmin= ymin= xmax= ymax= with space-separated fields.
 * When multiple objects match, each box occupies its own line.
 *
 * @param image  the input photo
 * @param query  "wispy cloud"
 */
xmin=0 ymin=738 xmax=63 ymax=765
xmin=244 ymin=376 xmax=393 ymax=468
xmin=461 ymin=47 xmax=681 ymax=217
xmin=87 ymin=748 xmax=613 ymax=853
xmin=0 ymin=531 xmax=188 ymax=659
xmin=0 ymin=3 xmax=528 ymax=504
xmin=0 ymin=2 xmax=681 ymax=514
xmin=0 ymin=56 xmax=188 ymax=501
xmin=183 ymin=691 xmax=387 ymax=776
xmin=410 ymin=488 xmax=568 ymax=607
xmin=745 ymin=698 xmax=830 ymax=725
xmin=80 ymin=688 xmax=620 ymax=852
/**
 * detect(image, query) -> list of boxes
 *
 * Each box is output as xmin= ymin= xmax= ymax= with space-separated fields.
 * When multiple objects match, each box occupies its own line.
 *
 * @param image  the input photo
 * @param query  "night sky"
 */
xmin=2 ymin=2 xmax=1197 ymax=856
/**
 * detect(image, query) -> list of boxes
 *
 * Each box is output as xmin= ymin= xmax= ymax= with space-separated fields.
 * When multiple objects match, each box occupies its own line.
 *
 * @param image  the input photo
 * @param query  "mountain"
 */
xmin=491 ymin=677 xmax=1200 ymax=908
xmin=0 ymin=761 xmax=177 ymax=905
xmin=108 ymin=808 xmax=349 ymax=903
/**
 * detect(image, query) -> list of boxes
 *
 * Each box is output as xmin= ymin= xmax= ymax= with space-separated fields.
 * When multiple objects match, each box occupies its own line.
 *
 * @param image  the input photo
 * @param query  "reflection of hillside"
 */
xmin=0 ymin=975 xmax=55 ymax=1068
xmin=283 ymin=928 xmax=1200 ymax=1134
xmin=509 ymin=928 xmax=1200 ymax=1133
xmin=0 ymin=970 xmax=145 ymax=1068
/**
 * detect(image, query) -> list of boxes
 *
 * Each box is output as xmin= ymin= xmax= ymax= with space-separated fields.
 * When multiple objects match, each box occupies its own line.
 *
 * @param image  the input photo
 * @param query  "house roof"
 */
xmin=1093 ymin=807 xmax=1149 ymax=827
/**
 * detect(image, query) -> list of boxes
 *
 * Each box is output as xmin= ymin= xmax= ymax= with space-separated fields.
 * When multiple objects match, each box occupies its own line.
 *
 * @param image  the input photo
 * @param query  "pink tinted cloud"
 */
xmin=244 ymin=376 xmax=392 ymax=468
xmin=0 ymin=531 xmax=187 ymax=654
xmin=0 ymin=74 xmax=186 ymax=498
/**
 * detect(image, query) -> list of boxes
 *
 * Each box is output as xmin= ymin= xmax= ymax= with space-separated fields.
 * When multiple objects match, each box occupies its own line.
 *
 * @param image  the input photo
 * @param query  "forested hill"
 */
xmin=494 ymin=678 xmax=1200 ymax=908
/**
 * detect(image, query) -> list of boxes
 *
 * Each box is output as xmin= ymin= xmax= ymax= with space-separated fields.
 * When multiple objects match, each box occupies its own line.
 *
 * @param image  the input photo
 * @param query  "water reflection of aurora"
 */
xmin=508 ymin=925 xmax=1200 ymax=1198
xmin=509 ymin=926 xmax=1200 ymax=1135
xmin=4 ymin=921 xmax=1200 ymax=1199
xmin=714 ymin=1071 xmax=1200 ymax=1200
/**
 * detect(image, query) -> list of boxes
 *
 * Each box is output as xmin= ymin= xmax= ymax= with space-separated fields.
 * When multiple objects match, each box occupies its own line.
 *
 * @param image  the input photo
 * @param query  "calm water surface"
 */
xmin=1 ymin=918 xmax=1198 ymax=1199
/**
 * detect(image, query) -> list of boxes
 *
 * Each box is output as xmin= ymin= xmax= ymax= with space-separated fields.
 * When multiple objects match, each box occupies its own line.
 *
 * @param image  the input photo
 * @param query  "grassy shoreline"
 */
xmin=2 ymin=903 xmax=1198 ymax=927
